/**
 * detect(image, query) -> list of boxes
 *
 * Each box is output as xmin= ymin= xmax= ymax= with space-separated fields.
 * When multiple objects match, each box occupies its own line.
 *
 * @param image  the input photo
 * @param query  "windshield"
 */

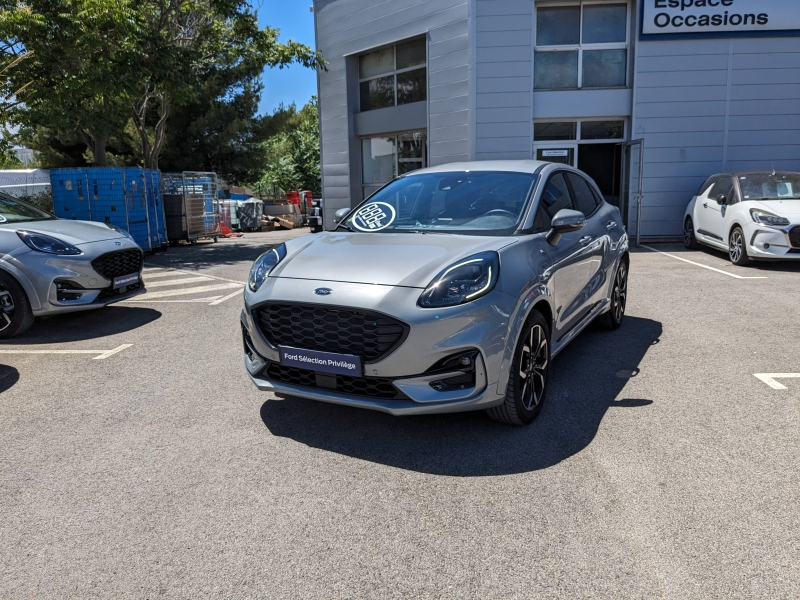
xmin=0 ymin=194 xmax=55 ymax=223
xmin=342 ymin=171 xmax=537 ymax=236
xmin=739 ymin=173 xmax=800 ymax=201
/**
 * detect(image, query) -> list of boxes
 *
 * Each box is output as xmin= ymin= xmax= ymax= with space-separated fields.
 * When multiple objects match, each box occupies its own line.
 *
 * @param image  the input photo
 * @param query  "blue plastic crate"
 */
xmin=122 ymin=168 xmax=151 ymax=249
xmin=84 ymin=168 xmax=127 ymax=232
xmin=51 ymin=169 xmax=91 ymax=221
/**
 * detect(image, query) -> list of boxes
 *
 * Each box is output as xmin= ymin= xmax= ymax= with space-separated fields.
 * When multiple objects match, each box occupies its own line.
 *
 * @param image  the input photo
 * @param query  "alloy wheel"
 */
xmin=0 ymin=289 xmax=14 ymax=332
xmin=614 ymin=263 xmax=628 ymax=322
xmin=684 ymin=220 xmax=694 ymax=247
xmin=519 ymin=324 xmax=548 ymax=411
xmin=730 ymin=230 xmax=743 ymax=263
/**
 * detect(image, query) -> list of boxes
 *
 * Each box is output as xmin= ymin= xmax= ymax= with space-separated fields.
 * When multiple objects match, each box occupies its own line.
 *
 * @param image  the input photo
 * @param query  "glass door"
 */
xmin=619 ymin=139 xmax=644 ymax=246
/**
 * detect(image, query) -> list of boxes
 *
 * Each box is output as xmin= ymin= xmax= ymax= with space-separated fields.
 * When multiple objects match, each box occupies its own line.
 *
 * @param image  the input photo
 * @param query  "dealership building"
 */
xmin=313 ymin=0 xmax=800 ymax=238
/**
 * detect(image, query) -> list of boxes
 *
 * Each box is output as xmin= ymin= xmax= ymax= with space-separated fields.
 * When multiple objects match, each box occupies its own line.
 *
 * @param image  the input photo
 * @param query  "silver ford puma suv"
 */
xmin=241 ymin=161 xmax=629 ymax=425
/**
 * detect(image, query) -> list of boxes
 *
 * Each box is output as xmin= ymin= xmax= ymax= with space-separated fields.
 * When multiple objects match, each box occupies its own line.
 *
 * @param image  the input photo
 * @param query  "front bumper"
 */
xmin=241 ymin=277 xmax=515 ymax=415
xmin=747 ymin=223 xmax=800 ymax=260
xmin=6 ymin=240 xmax=146 ymax=316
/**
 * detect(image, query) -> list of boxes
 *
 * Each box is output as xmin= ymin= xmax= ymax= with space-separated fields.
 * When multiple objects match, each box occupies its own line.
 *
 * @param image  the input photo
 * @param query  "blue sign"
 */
xmin=280 ymin=346 xmax=362 ymax=376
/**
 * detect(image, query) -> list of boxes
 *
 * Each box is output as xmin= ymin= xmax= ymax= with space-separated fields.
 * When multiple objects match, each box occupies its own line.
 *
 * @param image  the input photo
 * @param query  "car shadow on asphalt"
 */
xmin=0 ymin=364 xmax=19 ymax=392
xmin=6 ymin=306 xmax=161 ymax=345
xmin=259 ymin=316 xmax=662 ymax=476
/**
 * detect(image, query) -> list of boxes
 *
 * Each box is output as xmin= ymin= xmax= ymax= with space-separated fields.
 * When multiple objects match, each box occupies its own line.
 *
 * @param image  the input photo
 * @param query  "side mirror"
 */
xmin=546 ymin=209 xmax=586 ymax=246
xmin=333 ymin=207 xmax=350 ymax=224
xmin=715 ymin=194 xmax=727 ymax=206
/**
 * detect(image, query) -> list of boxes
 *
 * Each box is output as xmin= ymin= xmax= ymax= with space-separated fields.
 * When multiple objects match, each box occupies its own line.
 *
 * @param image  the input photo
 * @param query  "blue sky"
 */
xmin=255 ymin=1 xmax=318 ymax=116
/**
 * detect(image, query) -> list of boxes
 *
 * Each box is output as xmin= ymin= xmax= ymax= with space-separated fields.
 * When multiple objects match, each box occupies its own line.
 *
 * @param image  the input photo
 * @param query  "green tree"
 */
xmin=0 ymin=0 xmax=325 ymax=168
xmin=257 ymin=96 xmax=320 ymax=195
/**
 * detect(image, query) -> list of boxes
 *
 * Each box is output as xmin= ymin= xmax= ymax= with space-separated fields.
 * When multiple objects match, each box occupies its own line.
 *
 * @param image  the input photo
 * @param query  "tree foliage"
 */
xmin=255 ymin=97 xmax=320 ymax=195
xmin=0 ymin=0 xmax=325 ymax=169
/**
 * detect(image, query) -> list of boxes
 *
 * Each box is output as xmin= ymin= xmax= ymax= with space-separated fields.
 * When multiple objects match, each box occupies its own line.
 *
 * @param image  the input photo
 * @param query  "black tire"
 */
xmin=487 ymin=310 xmax=550 ymax=426
xmin=0 ymin=271 xmax=34 ymax=339
xmin=597 ymin=260 xmax=628 ymax=331
xmin=684 ymin=217 xmax=700 ymax=249
xmin=729 ymin=226 xmax=749 ymax=266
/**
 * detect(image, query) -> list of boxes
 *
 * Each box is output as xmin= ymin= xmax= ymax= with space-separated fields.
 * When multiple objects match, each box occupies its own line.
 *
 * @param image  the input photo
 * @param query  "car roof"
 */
xmin=712 ymin=171 xmax=800 ymax=177
xmin=410 ymin=160 xmax=551 ymax=176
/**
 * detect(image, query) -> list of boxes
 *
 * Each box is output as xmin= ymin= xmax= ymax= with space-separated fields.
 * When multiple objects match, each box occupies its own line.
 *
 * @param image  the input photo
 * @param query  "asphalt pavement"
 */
xmin=1 ymin=231 xmax=798 ymax=598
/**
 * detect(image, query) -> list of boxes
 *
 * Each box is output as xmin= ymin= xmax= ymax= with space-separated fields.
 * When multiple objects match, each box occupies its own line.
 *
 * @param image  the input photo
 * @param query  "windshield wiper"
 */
xmin=334 ymin=222 xmax=356 ymax=232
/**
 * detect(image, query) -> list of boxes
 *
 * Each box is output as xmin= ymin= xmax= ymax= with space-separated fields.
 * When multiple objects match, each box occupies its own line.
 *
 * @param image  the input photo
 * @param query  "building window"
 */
xmin=534 ymin=120 xmax=624 ymax=142
xmin=359 ymin=38 xmax=427 ymax=112
xmin=534 ymin=3 xmax=628 ymax=90
xmin=361 ymin=131 xmax=427 ymax=199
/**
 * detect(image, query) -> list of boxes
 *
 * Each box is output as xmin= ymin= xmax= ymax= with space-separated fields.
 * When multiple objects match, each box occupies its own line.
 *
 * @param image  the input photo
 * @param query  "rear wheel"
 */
xmin=598 ymin=260 xmax=628 ymax=331
xmin=729 ymin=226 xmax=749 ymax=266
xmin=0 ymin=271 xmax=34 ymax=339
xmin=487 ymin=311 xmax=550 ymax=426
xmin=684 ymin=217 xmax=699 ymax=249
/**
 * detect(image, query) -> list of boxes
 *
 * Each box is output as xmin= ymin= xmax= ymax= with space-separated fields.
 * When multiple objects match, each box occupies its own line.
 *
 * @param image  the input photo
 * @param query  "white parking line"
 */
xmin=126 ymin=282 xmax=241 ymax=300
xmin=208 ymin=289 xmax=243 ymax=306
xmin=143 ymin=263 xmax=245 ymax=285
xmin=0 ymin=344 xmax=133 ymax=360
xmin=754 ymin=373 xmax=800 ymax=390
xmin=145 ymin=276 xmax=213 ymax=288
xmin=641 ymin=245 xmax=767 ymax=279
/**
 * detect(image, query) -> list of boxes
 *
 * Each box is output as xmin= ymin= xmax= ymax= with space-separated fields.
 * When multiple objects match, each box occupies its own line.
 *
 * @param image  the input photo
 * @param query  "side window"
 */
xmin=698 ymin=176 xmax=719 ymax=197
xmin=566 ymin=173 xmax=599 ymax=216
xmin=709 ymin=176 xmax=734 ymax=203
xmin=533 ymin=172 xmax=574 ymax=231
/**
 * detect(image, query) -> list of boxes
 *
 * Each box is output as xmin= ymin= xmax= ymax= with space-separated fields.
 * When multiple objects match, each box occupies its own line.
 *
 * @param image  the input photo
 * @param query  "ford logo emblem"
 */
xmin=314 ymin=288 xmax=332 ymax=296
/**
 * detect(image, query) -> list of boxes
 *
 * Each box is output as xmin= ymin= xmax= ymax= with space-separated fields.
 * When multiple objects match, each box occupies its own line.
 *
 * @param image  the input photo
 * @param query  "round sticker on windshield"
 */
xmin=351 ymin=201 xmax=396 ymax=232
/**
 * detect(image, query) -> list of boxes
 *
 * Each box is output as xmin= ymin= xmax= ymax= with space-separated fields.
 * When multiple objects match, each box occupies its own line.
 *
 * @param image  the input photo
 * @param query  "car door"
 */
xmin=698 ymin=175 xmax=734 ymax=245
xmin=533 ymin=171 xmax=595 ymax=342
xmin=565 ymin=172 xmax=607 ymax=305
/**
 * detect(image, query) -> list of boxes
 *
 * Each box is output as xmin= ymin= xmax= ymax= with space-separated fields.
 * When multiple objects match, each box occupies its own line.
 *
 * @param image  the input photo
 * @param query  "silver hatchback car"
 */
xmin=241 ymin=161 xmax=629 ymax=425
xmin=0 ymin=193 xmax=146 ymax=338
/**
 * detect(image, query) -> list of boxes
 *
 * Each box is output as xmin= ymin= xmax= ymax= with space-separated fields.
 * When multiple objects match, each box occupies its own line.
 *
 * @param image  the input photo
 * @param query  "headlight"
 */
xmin=418 ymin=251 xmax=499 ymax=308
xmin=16 ymin=230 xmax=82 ymax=255
xmin=750 ymin=209 xmax=790 ymax=227
xmin=248 ymin=244 xmax=287 ymax=292
xmin=106 ymin=222 xmax=135 ymax=242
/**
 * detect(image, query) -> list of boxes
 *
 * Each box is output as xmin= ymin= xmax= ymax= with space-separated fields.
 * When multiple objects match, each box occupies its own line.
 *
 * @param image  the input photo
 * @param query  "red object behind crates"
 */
xmin=286 ymin=191 xmax=301 ymax=205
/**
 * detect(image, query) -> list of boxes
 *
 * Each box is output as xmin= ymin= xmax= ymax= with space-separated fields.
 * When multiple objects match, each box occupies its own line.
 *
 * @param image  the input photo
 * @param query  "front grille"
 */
xmin=97 ymin=281 xmax=143 ymax=300
xmin=91 ymin=249 xmax=143 ymax=280
xmin=789 ymin=226 xmax=800 ymax=248
xmin=254 ymin=303 xmax=408 ymax=363
xmin=264 ymin=362 xmax=405 ymax=400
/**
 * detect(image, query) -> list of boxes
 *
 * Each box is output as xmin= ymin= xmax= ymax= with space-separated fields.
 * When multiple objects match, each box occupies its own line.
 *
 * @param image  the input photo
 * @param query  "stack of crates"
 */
xmin=50 ymin=168 xmax=167 ymax=252
xmin=161 ymin=172 xmax=220 ymax=244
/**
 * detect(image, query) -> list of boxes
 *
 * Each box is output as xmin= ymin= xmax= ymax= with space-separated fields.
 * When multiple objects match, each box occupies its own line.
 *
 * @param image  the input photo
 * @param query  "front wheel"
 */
xmin=598 ymin=260 xmax=628 ymax=330
xmin=0 ymin=271 xmax=34 ymax=339
xmin=729 ymin=226 xmax=749 ymax=266
xmin=487 ymin=310 xmax=550 ymax=426
xmin=684 ymin=217 xmax=699 ymax=249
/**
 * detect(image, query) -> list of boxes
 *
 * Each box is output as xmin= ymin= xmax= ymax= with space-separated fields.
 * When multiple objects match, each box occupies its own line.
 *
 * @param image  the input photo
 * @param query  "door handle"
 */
xmin=605 ymin=220 xmax=617 ymax=231
xmin=579 ymin=235 xmax=593 ymax=245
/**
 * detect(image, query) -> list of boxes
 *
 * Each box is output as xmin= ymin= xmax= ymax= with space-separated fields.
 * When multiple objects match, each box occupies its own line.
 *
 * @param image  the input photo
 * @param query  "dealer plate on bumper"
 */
xmin=113 ymin=273 xmax=140 ymax=289
xmin=279 ymin=346 xmax=362 ymax=376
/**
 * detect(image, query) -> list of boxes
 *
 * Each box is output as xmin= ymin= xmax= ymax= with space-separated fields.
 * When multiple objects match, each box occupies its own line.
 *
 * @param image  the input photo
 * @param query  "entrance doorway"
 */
xmin=577 ymin=143 xmax=621 ymax=209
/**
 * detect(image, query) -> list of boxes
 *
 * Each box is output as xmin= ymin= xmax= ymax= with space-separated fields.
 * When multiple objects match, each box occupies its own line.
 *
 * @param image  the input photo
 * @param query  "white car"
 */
xmin=684 ymin=171 xmax=800 ymax=265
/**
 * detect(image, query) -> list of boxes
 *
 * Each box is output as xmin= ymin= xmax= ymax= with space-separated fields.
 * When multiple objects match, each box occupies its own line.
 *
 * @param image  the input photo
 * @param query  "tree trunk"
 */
xmin=92 ymin=132 xmax=109 ymax=167
xmin=77 ymin=129 xmax=109 ymax=167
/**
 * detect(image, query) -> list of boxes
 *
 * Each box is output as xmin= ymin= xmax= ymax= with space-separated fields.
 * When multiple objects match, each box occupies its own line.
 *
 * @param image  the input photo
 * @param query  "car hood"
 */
xmin=271 ymin=232 xmax=518 ymax=288
xmin=0 ymin=219 xmax=127 ymax=246
xmin=750 ymin=200 xmax=800 ymax=217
